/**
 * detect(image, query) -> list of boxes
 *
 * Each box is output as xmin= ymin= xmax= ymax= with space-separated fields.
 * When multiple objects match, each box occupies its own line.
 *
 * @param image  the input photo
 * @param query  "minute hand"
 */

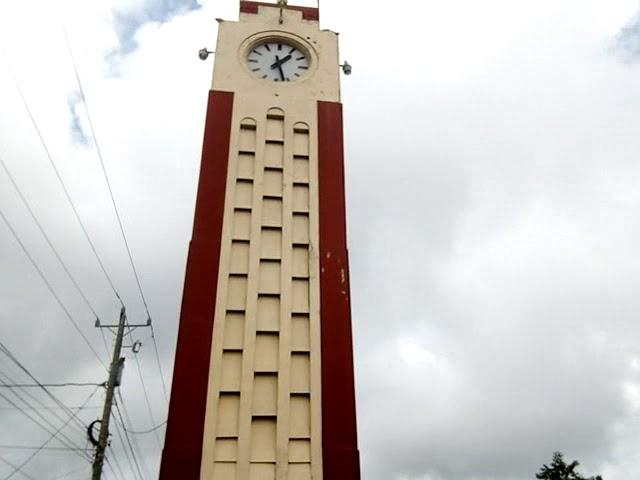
xmin=270 ymin=54 xmax=292 ymax=69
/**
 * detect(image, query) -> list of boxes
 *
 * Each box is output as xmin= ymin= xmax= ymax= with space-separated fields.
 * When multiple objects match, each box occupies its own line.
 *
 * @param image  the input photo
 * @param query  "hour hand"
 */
xmin=270 ymin=54 xmax=292 ymax=69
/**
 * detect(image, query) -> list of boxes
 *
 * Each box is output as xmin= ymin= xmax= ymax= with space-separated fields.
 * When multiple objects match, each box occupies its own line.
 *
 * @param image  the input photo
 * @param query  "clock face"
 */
xmin=246 ymin=40 xmax=310 ymax=82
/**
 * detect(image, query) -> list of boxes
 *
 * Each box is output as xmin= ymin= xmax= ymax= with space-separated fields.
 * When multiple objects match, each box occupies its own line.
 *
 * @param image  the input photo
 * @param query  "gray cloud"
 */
xmin=108 ymin=0 xmax=201 ymax=62
xmin=615 ymin=11 xmax=640 ymax=61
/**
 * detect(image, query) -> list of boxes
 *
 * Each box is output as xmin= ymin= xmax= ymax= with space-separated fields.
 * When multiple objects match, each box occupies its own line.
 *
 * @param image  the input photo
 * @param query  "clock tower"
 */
xmin=160 ymin=2 xmax=359 ymax=479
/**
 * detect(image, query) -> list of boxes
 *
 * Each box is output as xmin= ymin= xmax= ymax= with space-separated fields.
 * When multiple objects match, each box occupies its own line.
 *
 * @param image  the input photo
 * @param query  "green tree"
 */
xmin=536 ymin=452 xmax=603 ymax=480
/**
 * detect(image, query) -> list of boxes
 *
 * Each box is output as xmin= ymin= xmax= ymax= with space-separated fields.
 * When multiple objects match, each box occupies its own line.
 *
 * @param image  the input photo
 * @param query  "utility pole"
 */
xmin=92 ymin=306 xmax=126 ymax=480
xmin=90 ymin=306 xmax=151 ymax=479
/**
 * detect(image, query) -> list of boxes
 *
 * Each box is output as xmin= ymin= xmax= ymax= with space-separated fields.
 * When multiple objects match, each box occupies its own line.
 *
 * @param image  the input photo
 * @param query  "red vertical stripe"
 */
xmin=160 ymin=90 xmax=234 ymax=480
xmin=318 ymin=100 xmax=361 ymax=479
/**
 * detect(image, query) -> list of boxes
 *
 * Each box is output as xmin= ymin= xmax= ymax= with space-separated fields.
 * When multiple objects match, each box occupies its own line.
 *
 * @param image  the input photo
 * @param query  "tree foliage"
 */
xmin=535 ymin=452 xmax=603 ymax=480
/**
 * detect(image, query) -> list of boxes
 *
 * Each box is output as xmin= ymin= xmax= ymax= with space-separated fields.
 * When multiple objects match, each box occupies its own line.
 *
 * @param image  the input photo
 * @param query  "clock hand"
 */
xmin=273 ymin=55 xmax=285 ymax=81
xmin=270 ymin=54 xmax=292 ymax=69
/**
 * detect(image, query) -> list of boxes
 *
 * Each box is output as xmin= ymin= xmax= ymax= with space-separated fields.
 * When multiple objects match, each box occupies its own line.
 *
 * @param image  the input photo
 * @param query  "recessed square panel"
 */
xmin=293 ymin=158 xmax=309 ymax=183
xmin=230 ymin=241 xmax=250 ymax=274
xmin=288 ymin=439 xmax=311 ymax=463
xmin=292 ymin=214 xmax=309 ymax=245
xmin=255 ymin=333 xmax=279 ymax=372
xmin=235 ymin=180 xmax=253 ymax=209
xmin=266 ymin=117 xmax=284 ymax=141
xmin=290 ymin=353 xmax=310 ymax=393
xmin=287 ymin=463 xmax=311 ymax=480
xmin=292 ymin=184 xmax=309 ymax=212
xmin=249 ymin=462 xmax=276 ymax=480
xmin=262 ymin=198 xmax=283 ymax=227
xmin=213 ymin=462 xmax=236 ymax=480
xmin=292 ymin=246 xmax=309 ymax=278
xmin=250 ymin=418 xmax=277 ymax=462
xmin=237 ymin=152 xmax=255 ymax=179
xmin=264 ymin=143 xmax=283 ymax=168
xmin=233 ymin=210 xmax=252 ymax=240
xmin=252 ymin=373 xmax=278 ymax=416
xmin=215 ymin=438 xmax=238 ymax=462
xmin=261 ymin=228 xmax=281 ymax=260
xmin=220 ymin=352 xmax=242 ymax=391
xmin=216 ymin=392 xmax=240 ymax=436
xmin=223 ymin=312 xmax=245 ymax=350
xmin=263 ymin=170 xmax=283 ymax=197
xmin=290 ymin=395 xmax=310 ymax=438
xmin=259 ymin=261 xmax=281 ymax=294
xmin=291 ymin=314 xmax=310 ymax=352
xmin=293 ymin=132 xmax=309 ymax=156
xmin=292 ymin=279 xmax=309 ymax=314
xmin=227 ymin=275 xmax=248 ymax=311
xmin=257 ymin=295 xmax=280 ymax=332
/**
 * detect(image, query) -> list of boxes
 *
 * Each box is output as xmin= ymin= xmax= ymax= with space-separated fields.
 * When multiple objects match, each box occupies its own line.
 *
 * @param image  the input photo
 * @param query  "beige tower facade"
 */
xmin=161 ymin=3 xmax=359 ymax=479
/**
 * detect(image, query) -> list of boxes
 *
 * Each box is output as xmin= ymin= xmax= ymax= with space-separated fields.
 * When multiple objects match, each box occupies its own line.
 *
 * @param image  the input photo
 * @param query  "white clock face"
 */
xmin=247 ymin=40 xmax=310 ymax=82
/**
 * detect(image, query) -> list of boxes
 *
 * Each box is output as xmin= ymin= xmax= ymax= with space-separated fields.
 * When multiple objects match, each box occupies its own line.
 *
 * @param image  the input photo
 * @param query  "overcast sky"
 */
xmin=1 ymin=0 xmax=640 ymax=479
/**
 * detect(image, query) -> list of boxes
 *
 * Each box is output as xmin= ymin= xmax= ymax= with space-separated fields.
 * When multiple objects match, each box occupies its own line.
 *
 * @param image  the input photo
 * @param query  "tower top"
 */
xmin=239 ymin=1 xmax=320 ymax=22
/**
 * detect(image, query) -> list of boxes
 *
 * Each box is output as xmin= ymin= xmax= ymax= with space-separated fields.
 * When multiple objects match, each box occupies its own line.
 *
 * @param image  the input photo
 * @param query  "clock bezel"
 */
xmin=240 ymin=32 xmax=317 ymax=83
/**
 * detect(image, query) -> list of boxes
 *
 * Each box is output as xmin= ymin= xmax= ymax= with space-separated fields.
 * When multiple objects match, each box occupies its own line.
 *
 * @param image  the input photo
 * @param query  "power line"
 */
xmin=60 ymin=28 xmax=144 ymax=318
xmin=62 ymin=27 xmax=170 ymax=407
xmin=149 ymin=325 xmax=169 ymax=404
xmin=0 ymin=456 xmax=35 ymax=480
xmin=0 ymin=383 xmax=103 ymax=389
xmin=113 ymin=397 xmax=145 ymax=480
xmin=4 ymin=386 xmax=99 ymax=480
xmin=110 ymin=411 xmax=139 ymax=480
xmin=0 ymin=389 xmax=91 ymax=464
xmin=0 ymin=370 xmax=85 ymax=440
xmin=0 ymin=154 xmax=103 ymax=324
xmin=0 ymin=446 xmax=90 ymax=452
xmin=0 ymin=209 xmax=107 ymax=369
xmin=126 ymin=337 xmax=162 ymax=448
xmin=0 ymin=51 xmax=122 ymax=306
xmin=0 ymin=341 xmax=99 ymax=435
xmin=121 ymin=421 xmax=167 ymax=435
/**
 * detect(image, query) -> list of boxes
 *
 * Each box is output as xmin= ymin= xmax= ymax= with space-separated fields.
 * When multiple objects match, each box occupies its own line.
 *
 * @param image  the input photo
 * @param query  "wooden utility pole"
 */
xmin=92 ymin=306 xmax=126 ymax=480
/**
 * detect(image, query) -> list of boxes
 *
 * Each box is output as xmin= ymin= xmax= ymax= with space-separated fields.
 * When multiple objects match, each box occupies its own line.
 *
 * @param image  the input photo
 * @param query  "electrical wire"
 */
xmin=0 ymin=209 xmax=107 ymax=370
xmin=121 ymin=421 xmax=167 ymax=435
xmin=149 ymin=324 xmax=169 ymax=404
xmin=61 ymin=28 xmax=143 ymax=318
xmin=0 ymin=154 xmax=104 ymax=325
xmin=109 ymin=412 xmax=138 ymax=480
xmin=0 ymin=370 xmax=85 ymax=439
xmin=126 ymin=337 xmax=162 ymax=448
xmin=62 ymin=27 xmax=170 ymax=409
xmin=3 ymin=386 xmax=99 ymax=480
xmin=0 ymin=390 xmax=91 ymax=464
xmin=0 ymin=447 xmax=90 ymax=452
xmin=0 ymin=383 xmax=103 ymax=388
xmin=113 ymin=397 xmax=145 ymax=480
xmin=0 ymin=456 xmax=35 ymax=480
xmin=0 ymin=341 xmax=99 ymax=434
xmin=0 ymin=51 xmax=122 ymax=306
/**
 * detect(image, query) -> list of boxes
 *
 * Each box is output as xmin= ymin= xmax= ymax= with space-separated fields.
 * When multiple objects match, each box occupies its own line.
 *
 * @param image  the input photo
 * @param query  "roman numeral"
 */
xmin=264 ymin=44 xmax=271 ymax=52
xmin=298 ymin=66 xmax=308 ymax=70
xmin=252 ymin=67 xmax=260 ymax=72
xmin=278 ymin=43 xmax=282 ymax=50
xmin=248 ymin=59 xmax=258 ymax=63
xmin=289 ymin=47 xmax=296 ymax=54
xmin=296 ymin=56 xmax=305 ymax=61
xmin=252 ymin=49 xmax=262 ymax=56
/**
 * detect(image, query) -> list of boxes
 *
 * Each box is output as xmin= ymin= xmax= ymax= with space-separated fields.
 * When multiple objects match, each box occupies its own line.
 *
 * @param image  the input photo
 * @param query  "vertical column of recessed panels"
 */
xmin=248 ymin=108 xmax=285 ymax=479
xmin=213 ymin=117 xmax=257 ymax=479
xmin=211 ymin=111 xmax=316 ymax=480
xmin=288 ymin=122 xmax=312 ymax=480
